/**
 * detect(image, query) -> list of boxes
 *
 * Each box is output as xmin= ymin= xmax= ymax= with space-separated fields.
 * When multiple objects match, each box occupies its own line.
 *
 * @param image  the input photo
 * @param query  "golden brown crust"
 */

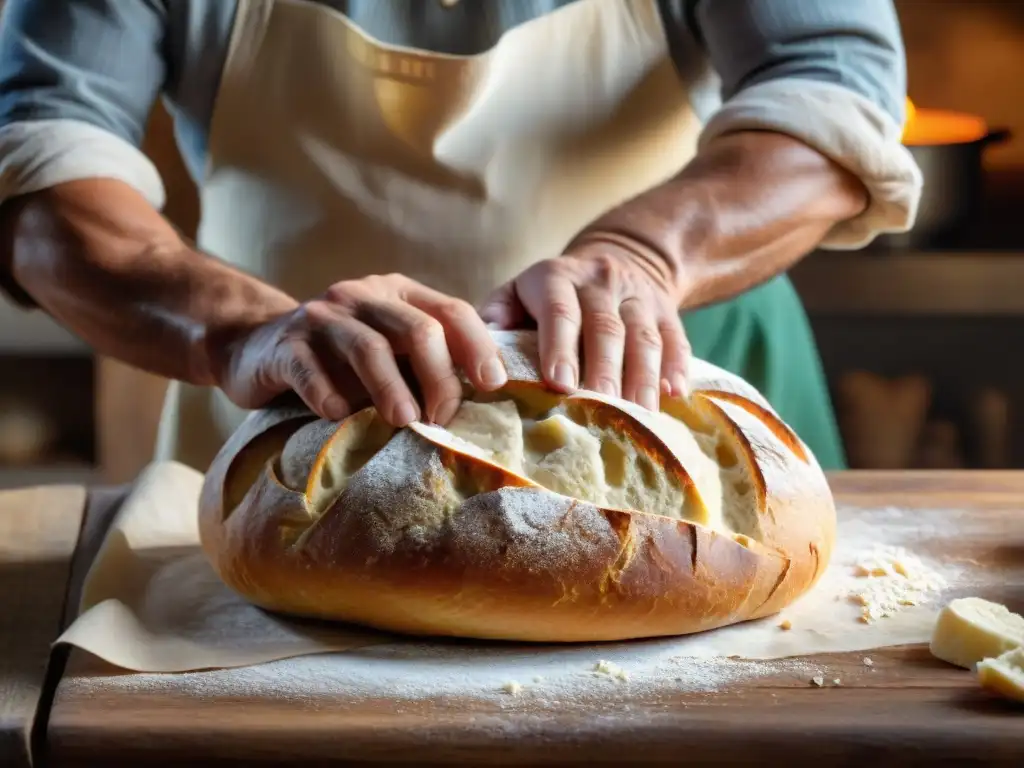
xmin=198 ymin=330 xmax=836 ymax=642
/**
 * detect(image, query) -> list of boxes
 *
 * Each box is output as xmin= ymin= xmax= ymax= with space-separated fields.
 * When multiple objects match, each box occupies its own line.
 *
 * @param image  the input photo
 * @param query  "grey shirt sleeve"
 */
xmin=680 ymin=0 xmax=922 ymax=248
xmin=0 ymin=0 xmax=169 ymax=206
xmin=690 ymin=0 xmax=906 ymax=125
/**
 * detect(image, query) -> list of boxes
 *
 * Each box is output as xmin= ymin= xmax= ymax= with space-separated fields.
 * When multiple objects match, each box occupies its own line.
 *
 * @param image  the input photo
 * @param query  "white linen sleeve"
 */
xmin=0 ymin=119 xmax=166 ymax=209
xmin=698 ymin=80 xmax=922 ymax=250
xmin=687 ymin=0 xmax=923 ymax=249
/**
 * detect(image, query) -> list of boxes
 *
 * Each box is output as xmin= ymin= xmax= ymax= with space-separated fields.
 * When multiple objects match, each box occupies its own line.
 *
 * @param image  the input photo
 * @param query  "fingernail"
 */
xmin=322 ymin=395 xmax=347 ymax=421
xmin=478 ymin=357 xmax=507 ymax=389
xmin=637 ymin=385 xmax=658 ymax=411
xmin=671 ymin=373 xmax=689 ymax=398
xmin=393 ymin=400 xmax=418 ymax=426
xmin=433 ymin=396 xmax=462 ymax=426
xmin=552 ymin=362 xmax=577 ymax=391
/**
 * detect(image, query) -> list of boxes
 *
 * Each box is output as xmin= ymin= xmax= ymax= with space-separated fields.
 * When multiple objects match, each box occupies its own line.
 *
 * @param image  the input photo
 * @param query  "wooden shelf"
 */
xmin=0 ymin=298 xmax=86 ymax=354
xmin=0 ymin=463 xmax=99 ymax=490
xmin=792 ymin=251 xmax=1024 ymax=316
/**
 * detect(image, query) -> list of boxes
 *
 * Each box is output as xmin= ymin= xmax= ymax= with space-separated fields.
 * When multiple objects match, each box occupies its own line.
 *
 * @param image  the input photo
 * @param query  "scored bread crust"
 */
xmin=198 ymin=330 xmax=835 ymax=642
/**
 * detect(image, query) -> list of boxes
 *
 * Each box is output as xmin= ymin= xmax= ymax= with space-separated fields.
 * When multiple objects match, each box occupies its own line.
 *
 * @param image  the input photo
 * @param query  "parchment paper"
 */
xmin=57 ymin=461 xmax=1008 ymax=673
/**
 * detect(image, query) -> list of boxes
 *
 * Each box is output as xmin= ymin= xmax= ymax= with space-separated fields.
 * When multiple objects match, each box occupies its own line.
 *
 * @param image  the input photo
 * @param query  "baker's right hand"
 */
xmin=213 ymin=274 xmax=508 ymax=426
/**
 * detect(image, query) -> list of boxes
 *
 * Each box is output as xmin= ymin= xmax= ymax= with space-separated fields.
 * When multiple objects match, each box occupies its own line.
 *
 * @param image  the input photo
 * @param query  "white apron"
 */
xmin=155 ymin=0 xmax=709 ymax=470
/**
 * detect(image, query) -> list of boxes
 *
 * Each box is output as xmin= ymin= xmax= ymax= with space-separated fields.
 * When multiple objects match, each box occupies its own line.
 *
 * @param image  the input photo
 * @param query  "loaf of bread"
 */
xmin=199 ymin=330 xmax=835 ymax=642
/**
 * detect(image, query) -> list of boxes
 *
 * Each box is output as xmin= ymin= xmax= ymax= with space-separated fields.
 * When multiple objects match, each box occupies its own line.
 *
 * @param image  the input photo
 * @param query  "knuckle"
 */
xmin=587 ymin=253 xmax=622 ymax=286
xmin=659 ymin=316 xmax=689 ymax=344
xmin=347 ymin=330 xmax=391 ymax=365
xmin=632 ymin=323 xmax=663 ymax=351
xmin=588 ymin=310 xmax=625 ymax=339
xmin=546 ymin=300 xmax=581 ymax=324
xmin=378 ymin=272 xmax=408 ymax=289
xmin=324 ymin=281 xmax=358 ymax=305
xmin=434 ymin=298 xmax=475 ymax=326
xmin=407 ymin=317 xmax=445 ymax=348
xmin=300 ymin=299 xmax=334 ymax=328
xmin=285 ymin=352 xmax=315 ymax=389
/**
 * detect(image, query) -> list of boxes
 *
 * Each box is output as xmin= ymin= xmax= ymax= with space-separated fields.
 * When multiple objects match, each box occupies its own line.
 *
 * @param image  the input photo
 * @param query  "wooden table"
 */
xmin=0 ymin=484 xmax=124 ymax=768
xmin=2 ymin=472 xmax=1023 ymax=767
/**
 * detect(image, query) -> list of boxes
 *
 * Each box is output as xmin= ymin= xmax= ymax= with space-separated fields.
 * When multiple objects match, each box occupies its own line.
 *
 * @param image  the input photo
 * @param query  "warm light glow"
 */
xmin=903 ymin=97 xmax=917 ymax=136
xmin=901 ymin=96 xmax=987 ymax=146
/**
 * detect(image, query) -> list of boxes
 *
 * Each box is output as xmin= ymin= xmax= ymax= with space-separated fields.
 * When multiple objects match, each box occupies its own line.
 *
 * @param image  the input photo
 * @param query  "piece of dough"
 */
xmin=929 ymin=597 xmax=1024 ymax=670
xmin=978 ymin=647 xmax=1024 ymax=704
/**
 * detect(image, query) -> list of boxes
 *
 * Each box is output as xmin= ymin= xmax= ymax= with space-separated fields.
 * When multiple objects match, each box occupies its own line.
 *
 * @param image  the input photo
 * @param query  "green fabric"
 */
xmin=683 ymin=274 xmax=847 ymax=470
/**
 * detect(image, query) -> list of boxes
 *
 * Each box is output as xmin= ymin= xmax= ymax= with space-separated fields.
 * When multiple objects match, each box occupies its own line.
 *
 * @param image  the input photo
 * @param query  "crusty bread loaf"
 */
xmin=198 ymin=330 xmax=835 ymax=642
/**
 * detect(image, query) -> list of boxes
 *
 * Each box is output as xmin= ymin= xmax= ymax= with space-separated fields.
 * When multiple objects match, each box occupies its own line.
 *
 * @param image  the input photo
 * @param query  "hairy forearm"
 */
xmin=0 ymin=179 xmax=296 ymax=384
xmin=574 ymin=130 xmax=868 ymax=310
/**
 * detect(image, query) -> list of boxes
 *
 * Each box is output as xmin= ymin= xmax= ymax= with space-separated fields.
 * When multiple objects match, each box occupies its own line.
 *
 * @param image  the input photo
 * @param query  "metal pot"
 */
xmin=876 ymin=128 xmax=1011 ymax=250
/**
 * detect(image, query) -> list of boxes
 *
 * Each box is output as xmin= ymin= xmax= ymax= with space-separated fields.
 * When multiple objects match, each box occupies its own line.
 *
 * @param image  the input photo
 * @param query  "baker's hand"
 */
xmin=213 ymin=274 xmax=507 ymax=426
xmin=480 ymin=239 xmax=690 ymax=411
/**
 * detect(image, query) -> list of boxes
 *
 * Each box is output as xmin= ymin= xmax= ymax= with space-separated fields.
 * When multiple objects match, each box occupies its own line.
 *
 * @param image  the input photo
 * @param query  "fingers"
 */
xmin=406 ymin=285 xmax=508 ymax=394
xmin=477 ymin=282 xmax=527 ymax=331
xmin=315 ymin=309 xmax=422 ymax=427
xmin=658 ymin=314 xmax=692 ymax=399
xmin=356 ymin=298 xmax=464 ymax=425
xmin=619 ymin=298 xmax=663 ymax=411
xmin=578 ymin=285 xmax=625 ymax=398
xmin=277 ymin=268 xmax=686 ymax=433
xmin=520 ymin=272 xmax=581 ymax=393
xmin=273 ymin=335 xmax=351 ymax=421
xmin=299 ymin=275 xmax=509 ymax=428
xmin=515 ymin=256 xmax=687 ymax=411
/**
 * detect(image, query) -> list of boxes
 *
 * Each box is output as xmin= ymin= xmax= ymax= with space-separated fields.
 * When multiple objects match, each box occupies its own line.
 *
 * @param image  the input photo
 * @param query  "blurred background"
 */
xmin=1 ymin=0 xmax=1023 ymax=487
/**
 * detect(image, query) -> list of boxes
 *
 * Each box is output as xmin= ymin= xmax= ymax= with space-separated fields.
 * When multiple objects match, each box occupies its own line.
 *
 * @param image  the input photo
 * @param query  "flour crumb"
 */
xmin=778 ymin=619 xmax=792 ymax=631
xmin=533 ymin=675 xmax=545 ymax=683
xmin=848 ymin=545 xmax=948 ymax=623
xmin=501 ymin=680 xmax=523 ymax=696
xmin=832 ymin=678 xmax=841 ymax=686
xmin=862 ymin=657 xmax=874 ymax=667
xmin=594 ymin=660 xmax=630 ymax=682
xmin=811 ymin=675 xmax=825 ymax=687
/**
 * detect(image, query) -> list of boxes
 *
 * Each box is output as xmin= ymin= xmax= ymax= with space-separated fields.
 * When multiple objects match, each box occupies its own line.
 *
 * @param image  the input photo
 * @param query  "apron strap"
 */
xmin=222 ymin=0 xmax=277 ymax=89
xmin=202 ymin=0 xmax=275 ymax=180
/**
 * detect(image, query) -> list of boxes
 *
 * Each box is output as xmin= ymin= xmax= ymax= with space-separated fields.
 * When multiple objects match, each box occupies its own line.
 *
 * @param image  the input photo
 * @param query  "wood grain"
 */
xmin=0 ymin=486 xmax=86 ymax=768
xmin=45 ymin=472 xmax=1024 ymax=767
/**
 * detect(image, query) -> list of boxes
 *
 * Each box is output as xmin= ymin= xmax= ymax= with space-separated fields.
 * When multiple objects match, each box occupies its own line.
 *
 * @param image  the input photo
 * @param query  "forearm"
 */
xmin=573 ymin=130 xmax=868 ymax=310
xmin=0 ymin=179 xmax=297 ymax=384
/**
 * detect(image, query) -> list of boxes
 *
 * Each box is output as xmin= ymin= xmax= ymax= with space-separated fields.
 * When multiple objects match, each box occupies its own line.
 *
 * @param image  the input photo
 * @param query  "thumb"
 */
xmin=478 ymin=281 xmax=526 ymax=329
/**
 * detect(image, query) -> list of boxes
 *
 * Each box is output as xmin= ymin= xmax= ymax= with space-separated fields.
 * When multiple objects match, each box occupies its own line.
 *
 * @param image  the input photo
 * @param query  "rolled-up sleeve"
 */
xmin=0 ymin=0 xmax=168 ymax=209
xmin=689 ymin=0 xmax=922 ymax=249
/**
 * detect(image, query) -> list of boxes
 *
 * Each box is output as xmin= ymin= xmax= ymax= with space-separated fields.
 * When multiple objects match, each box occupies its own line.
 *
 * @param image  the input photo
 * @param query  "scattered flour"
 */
xmin=593 ymin=660 xmax=630 ymax=682
xmin=69 ymin=641 xmax=822 ymax=710
xmin=845 ymin=543 xmax=950 ymax=623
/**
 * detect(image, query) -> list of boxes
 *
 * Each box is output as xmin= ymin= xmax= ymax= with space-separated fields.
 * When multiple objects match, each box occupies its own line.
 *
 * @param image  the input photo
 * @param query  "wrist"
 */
xmin=194 ymin=303 xmax=294 ymax=392
xmin=192 ymin=321 xmax=248 ymax=390
xmin=566 ymin=227 xmax=683 ymax=302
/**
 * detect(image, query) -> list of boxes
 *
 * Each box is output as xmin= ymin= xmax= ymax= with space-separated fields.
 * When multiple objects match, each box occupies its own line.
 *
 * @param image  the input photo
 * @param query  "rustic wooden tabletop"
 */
xmin=3 ymin=472 xmax=1023 ymax=767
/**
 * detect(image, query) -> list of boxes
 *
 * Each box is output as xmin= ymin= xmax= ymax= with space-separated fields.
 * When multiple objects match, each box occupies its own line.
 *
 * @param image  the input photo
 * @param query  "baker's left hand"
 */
xmin=479 ymin=238 xmax=690 ymax=411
